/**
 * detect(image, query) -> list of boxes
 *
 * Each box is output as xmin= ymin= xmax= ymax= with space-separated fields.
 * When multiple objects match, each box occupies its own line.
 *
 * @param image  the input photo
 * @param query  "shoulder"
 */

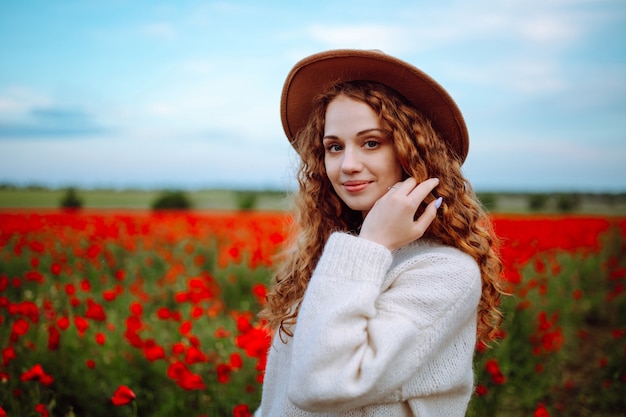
xmin=385 ymin=239 xmax=481 ymax=298
xmin=394 ymin=239 xmax=479 ymax=274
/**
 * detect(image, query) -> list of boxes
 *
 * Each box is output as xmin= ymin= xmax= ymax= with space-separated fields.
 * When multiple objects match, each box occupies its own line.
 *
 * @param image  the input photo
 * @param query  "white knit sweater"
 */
xmin=256 ymin=232 xmax=482 ymax=417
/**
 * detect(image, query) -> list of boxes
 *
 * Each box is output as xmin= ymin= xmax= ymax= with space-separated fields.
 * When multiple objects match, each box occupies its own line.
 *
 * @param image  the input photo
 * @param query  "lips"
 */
xmin=342 ymin=180 xmax=371 ymax=193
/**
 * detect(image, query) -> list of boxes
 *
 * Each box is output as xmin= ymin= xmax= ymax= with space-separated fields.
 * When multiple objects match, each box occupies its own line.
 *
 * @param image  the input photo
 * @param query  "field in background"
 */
xmin=0 ymin=188 xmax=292 ymax=211
xmin=0 ymin=187 xmax=625 ymax=214
xmin=1 ymin=210 xmax=625 ymax=416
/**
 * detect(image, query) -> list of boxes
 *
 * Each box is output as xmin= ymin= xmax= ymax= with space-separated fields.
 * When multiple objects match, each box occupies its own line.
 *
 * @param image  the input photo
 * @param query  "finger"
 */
xmin=389 ymin=177 xmax=417 ymax=195
xmin=406 ymin=177 xmax=440 ymax=203
xmin=412 ymin=197 xmax=440 ymax=237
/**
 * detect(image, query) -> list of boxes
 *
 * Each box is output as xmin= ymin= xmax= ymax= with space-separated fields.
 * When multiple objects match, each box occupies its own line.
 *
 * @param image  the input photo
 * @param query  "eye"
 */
xmin=325 ymin=143 xmax=343 ymax=153
xmin=364 ymin=140 xmax=380 ymax=149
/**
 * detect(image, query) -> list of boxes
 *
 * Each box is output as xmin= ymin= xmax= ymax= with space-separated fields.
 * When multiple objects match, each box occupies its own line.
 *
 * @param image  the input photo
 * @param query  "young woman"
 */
xmin=256 ymin=49 xmax=505 ymax=416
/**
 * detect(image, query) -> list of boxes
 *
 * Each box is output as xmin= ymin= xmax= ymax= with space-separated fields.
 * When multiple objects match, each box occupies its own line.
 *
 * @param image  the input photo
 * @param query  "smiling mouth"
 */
xmin=342 ymin=181 xmax=371 ymax=193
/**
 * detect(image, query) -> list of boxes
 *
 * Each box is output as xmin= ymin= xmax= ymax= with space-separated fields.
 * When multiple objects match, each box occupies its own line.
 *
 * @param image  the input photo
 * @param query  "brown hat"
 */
xmin=280 ymin=49 xmax=469 ymax=163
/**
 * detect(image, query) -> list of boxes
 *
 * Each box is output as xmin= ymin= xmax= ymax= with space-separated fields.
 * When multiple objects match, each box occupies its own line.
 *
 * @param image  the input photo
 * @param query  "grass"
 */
xmin=0 ymin=188 xmax=293 ymax=211
xmin=0 ymin=186 xmax=625 ymax=214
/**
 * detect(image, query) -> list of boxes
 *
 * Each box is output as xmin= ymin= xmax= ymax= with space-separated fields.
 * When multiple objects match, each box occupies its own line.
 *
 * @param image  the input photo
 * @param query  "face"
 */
xmin=323 ymin=95 xmax=404 ymax=216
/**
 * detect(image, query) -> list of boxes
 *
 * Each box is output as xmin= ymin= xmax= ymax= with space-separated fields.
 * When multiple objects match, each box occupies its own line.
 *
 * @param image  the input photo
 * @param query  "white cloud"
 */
xmin=449 ymin=58 xmax=567 ymax=93
xmin=0 ymin=87 xmax=52 ymax=116
xmin=307 ymin=24 xmax=412 ymax=54
xmin=305 ymin=0 xmax=592 ymax=53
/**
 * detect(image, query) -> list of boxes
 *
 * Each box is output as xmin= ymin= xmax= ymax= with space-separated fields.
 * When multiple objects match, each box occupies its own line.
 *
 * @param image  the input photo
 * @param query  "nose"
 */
xmin=341 ymin=146 xmax=363 ymax=173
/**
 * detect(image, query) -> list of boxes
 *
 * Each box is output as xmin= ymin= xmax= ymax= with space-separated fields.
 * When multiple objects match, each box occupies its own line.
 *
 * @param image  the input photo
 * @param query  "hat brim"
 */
xmin=280 ymin=49 xmax=468 ymax=163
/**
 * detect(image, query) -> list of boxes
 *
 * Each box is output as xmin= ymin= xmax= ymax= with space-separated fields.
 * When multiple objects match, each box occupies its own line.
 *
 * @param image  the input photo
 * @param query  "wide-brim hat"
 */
xmin=280 ymin=49 xmax=469 ymax=163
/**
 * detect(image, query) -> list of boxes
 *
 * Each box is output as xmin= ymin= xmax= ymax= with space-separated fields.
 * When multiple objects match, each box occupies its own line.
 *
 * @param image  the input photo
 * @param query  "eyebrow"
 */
xmin=323 ymin=128 xmax=386 ymax=141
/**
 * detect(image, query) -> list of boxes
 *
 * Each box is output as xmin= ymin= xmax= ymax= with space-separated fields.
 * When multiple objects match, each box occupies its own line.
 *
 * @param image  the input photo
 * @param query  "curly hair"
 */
xmin=260 ymin=80 xmax=505 ymax=346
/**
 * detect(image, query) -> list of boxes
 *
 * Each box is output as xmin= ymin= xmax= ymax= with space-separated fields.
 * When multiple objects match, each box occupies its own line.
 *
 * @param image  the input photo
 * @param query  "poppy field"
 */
xmin=0 ymin=210 xmax=625 ymax=417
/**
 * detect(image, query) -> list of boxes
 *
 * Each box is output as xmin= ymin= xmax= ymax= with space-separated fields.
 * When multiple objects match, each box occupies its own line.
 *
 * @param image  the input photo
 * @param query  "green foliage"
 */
xmin=469 ymin=230 xmax=626 ymax=417
xmin=477 ymin=192 xmax=498 ymax=212
xmin=151 ymin=190 xmax=192 ymax=210
xmin=0 ymin=234 xmax=268 ymax=416
xmin=2 ymin=212 xmax=625 ymax=417
xmin=528 ymin=193 xmax=550 ymax=211
xmin=235 ymin=191 xmax=258 ymax=211
xmin=556 ymin=193 xmax=581 ymax=213
xmin=59 ymin=187 xmax=83 ymax=209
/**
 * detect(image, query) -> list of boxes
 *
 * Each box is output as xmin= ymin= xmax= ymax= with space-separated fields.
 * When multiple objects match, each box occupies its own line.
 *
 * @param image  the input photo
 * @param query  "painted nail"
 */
xmin=435 ymin=197 xmax=443 ymax=209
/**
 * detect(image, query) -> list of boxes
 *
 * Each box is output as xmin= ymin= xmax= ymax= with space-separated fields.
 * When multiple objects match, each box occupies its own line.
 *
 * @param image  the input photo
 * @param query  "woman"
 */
xmin=256 ymin=49 xmax=505 ymax=416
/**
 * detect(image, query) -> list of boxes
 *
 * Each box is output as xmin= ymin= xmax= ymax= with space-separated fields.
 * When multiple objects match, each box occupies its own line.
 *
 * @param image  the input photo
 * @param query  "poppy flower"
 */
xmin=233 ymin=404 xmax=252 ymax=417
xmin=20 ymin=364 xmax=54 ymax=386
xmin=47 ymin=325 xmax=61 ymax=350
xmin=534 ymin=403 xmax=550 ymax=417
xmin=2 ymin=346 xmax=16 ymax=366
xmin=34 ymin=403 xmax=49 ymax=417
xmin=216 ymin=363 xmax=232 ymax=384
xmin=111 ymin=385 xmax=136 ymax=406
xmin=85 ymin=298 xmax=106 ymax=321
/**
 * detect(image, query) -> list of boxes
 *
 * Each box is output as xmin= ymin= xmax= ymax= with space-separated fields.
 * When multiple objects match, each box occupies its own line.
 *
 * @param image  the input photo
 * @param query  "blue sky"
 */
xmin=0 ymin=0 xmax=625 ymax=192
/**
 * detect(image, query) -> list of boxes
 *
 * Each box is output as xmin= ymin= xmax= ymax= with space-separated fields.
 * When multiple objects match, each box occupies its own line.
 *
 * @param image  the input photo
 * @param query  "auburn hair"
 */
xmin=260 ymin=81 xmax=505 ymax=346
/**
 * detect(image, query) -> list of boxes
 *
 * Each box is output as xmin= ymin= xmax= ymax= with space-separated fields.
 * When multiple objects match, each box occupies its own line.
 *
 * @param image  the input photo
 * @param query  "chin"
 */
xmin=343 ymin=199 xmax=375 ymax=213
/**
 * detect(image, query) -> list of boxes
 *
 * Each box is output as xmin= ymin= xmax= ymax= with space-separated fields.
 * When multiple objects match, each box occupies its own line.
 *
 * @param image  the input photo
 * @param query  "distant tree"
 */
xmin=477 ymin=192 xmax=497 ymax=212
xmin=556 ymin=193 xmax=580 ymax=212
xmin=151 ymin=190 xmax=192 ymax=210
xmin=60 ymin=187 xmax=83 ymax=209
xmin=235 ymin=191 xmax=258 ymax=211
xmin=528 ymin=193 xmax=549 ymax=211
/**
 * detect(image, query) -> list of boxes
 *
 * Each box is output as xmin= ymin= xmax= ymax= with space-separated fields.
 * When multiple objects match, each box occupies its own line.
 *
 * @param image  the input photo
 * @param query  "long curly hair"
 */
xmin=260 ymin=80 xmax=505 ymax=346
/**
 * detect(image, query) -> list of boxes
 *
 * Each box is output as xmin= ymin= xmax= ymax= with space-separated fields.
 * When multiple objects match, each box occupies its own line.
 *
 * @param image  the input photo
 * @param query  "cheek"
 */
xmin=393 ymin=162 xmax=404 ymax=181
xmin=324 ymin=157 xmax=337 ymax=179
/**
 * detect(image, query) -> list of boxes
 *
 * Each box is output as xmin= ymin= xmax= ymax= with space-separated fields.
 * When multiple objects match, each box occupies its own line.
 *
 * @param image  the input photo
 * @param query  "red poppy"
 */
xmin=95 ymin=332 xmax=106 ymax=345
xmin=179 ymin=320 xmax=192 ymax=336
xmin=167 ymin=361 xmax=206 ymax=390
xmin=35 ymin=403 xmax=49 ymax=417
xmin=143 ymin=339 xmax=166 ymax=362
xmin=0 ymin=405 xmax=6 ymax=417
xmin=233 ymin=404 xmax=252 ymax=417
xmin=2 ymin=346 xmax=16 ymax=366
xmin=216 ymin=363 xmax=232 ymax=384
xmin=57 ymin=316 xmax=70 ymax=330
xmin=24 ymin=270 xmax=44 ymax=283
xmin=534 ymin=403 xmax=550 ymax=417
xmin=85 ymin=298 xmax=107 ymax=321
xmin=230 ymin=352 xmax=243 ymax=369
xmin=79 ymin=279 xmax=92 ymax=292
xmin=111 ymin=385 xmax=136 ymax=406
xmin=20 ymin=364 xmax=54 ymax=386
xmin=48 ymin=325 xmax=61 ymax=350
xmin=50 ymin=263 xmax=62 ymax=276
xmin=214 ymin=326 xmax=231 ymax=338
xmin=252 ymin=284 xmax=268 ymax=305
xmin=73 ymin=316 xmax=89 ymax=336
xmin=475 ymin=384 xmax=488 ymax=396
xmin=64 ymin=283 xmax=76 ymax=296
xmin=184 ymin=346 xmax=208 ymax=365
xmin=129 ymin=302 xmax=143 ymax=316
xmin=11 ymin=318 xmax=30 ymax=338
xmin=156 ymin=307 xmax=172 ymax=320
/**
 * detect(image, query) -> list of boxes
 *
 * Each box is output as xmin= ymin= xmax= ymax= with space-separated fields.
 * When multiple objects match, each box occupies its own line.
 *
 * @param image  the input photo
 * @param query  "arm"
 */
xmin=287 ymin=233 xmax=481 ymax=412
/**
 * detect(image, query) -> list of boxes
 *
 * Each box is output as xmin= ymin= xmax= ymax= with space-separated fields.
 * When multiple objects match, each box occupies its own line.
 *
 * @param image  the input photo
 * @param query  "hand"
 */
xmin=359 ymin=177 xmax=441 ymax=250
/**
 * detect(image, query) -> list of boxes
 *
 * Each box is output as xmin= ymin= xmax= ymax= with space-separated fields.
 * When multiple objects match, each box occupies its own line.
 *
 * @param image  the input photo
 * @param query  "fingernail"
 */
xmin=435 ymin=197 xmax=443 ymax=209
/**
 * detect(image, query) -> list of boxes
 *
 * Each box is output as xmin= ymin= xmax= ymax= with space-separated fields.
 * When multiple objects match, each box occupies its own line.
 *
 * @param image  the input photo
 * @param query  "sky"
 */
xmin=0 ymin=0 xmax=625 ymax=192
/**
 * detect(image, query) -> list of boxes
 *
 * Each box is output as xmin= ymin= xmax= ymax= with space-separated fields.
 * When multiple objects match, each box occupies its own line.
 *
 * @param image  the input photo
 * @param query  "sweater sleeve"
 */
xmin=287 ymin=232 xmax=481 ymax=412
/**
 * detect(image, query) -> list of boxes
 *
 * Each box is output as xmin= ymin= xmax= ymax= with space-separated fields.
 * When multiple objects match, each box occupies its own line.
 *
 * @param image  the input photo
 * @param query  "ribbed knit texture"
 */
xmin=256 ymin=233 xmax=481 ymax=417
